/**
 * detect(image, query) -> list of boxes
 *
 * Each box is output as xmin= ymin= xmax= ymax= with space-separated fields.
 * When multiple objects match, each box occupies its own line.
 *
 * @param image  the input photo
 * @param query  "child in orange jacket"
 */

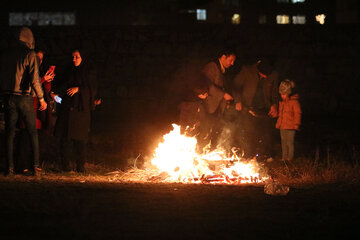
xmin=276 ymin=79 xmax=301 ymax=161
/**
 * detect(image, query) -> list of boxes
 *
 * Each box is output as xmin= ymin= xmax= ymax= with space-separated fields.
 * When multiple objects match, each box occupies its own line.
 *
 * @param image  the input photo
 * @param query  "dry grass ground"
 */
xmin=1 ymin=160 xmax=360 ymax=240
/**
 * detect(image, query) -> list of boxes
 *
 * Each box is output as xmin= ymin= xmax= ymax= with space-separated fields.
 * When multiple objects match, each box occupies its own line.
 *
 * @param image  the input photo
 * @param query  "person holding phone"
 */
xmin=51 ymin=49 xmax=101 ymax=173
xmin=36 ymin=49 xmax=55 ymax=132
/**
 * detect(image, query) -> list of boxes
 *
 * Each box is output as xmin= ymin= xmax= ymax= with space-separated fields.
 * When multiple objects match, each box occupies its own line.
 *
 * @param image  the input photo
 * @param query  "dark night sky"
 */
xmin=2 ymin=0 xmax=357 ymax=25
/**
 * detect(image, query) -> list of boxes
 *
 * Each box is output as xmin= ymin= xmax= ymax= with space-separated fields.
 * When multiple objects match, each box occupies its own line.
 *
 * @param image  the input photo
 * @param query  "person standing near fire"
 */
xmin=16 ymin=49 xmax=56 ymax=173
xmin=0 ymin=27 xmax=47 ymax=176
xmin=276 ymin=79 xmax=301 ymax=161
xmin=199 ymin=49 xmax=236 ymax=151
xmin=51 ymin=49 xmax=101 ymax=172
xmin=232 ymin=57 xmax=279 ymax=160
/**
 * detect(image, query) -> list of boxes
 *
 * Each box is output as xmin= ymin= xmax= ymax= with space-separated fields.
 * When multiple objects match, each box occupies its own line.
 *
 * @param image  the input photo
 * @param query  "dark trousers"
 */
xmin=237 ymin=111 xmax=276 ymax=158
xmin=60 ymin=137 xmax=87 ymax=172
xmin=280 ymin=129 xmax=296 ymax=160
xmin=17 ymin=129 xmax=56 ymax=172
xmin=4 ymin=95 xmax=39 ymax=170
xmin=197 ymin=112 xmax=223 ymax=152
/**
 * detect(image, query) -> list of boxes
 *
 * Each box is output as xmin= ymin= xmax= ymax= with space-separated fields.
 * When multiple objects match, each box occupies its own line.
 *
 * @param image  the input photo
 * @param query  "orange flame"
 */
xmin=150 ymin=124 xmax=267 ymax=184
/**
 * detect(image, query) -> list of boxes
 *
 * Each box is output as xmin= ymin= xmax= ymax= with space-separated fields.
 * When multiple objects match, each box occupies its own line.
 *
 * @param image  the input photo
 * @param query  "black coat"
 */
xmin=54 ymin=63 xmax=97 ymax=140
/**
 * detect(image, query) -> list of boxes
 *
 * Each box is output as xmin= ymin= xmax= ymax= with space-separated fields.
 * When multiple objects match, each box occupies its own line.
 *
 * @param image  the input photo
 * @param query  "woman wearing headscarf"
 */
xmin=51 ymin=49 xmax=101 ymax=172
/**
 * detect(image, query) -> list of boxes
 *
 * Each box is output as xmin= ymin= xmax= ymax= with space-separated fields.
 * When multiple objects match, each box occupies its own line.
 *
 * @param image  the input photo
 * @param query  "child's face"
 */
xmin=281 ymin=94 xmax=288 ymax=100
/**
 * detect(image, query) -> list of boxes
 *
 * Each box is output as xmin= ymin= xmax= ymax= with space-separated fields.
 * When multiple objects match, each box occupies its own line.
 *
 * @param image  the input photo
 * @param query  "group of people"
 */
xmin=0 ymin=26 xmax=301 ymax=176
xmin=178 ymin=48 xmax=302 ymax=161
xmin=0 ymin=27 xmax=100 ymax=176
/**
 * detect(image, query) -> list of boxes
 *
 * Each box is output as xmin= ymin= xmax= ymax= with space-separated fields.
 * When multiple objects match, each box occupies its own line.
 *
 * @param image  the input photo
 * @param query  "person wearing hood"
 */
xmin=51 ymin=49 xmax=100 ymax=173
xmin=0 ymin=27 xmax=47 ymax=176
xmin=276 ymin=79 xmax=302 ymax=161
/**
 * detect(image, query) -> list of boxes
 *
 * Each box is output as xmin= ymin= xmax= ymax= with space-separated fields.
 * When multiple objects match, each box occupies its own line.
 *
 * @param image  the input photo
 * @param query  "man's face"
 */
xmin=72 ymin=51 xmax=82 ymax=67
xmin=221 ymin=54 xmax=236 ymax=69
xmin=36 ymin=52 xmax=43 ymax=65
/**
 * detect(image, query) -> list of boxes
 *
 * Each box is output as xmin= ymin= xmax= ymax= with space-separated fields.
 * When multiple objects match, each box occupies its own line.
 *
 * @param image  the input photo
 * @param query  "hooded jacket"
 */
xmin=276 ymin=94 xmax=302 ymax=130
xmin=0 ymin=27 xmax=44 ymax=100
xmin=232 ymin=63 xmax=279 ymax=110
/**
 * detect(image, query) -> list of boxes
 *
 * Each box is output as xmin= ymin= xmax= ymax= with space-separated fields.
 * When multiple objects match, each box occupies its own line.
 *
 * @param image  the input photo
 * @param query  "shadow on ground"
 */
xmin=0 ymin=175 xmax=359 ymax=240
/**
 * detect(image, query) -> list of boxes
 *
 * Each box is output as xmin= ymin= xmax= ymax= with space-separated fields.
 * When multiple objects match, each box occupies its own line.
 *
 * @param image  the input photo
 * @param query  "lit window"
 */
xmin=276 ymin=15 xmax=290 ymax=24
xmin=9 ymin=12 xmax=76 ymax=26
xmin=315 ymin=14 xmax=326 ymax=24
xmin=196 ymin=9 xmax=206 ymax=21
xmin=259 ymin=15 xmax=267 ymax=24
xmin=292 ymin=0 xmax=305 ymax=3
xmin=292 ymin=15 xmax=306 ymax=24
xmin=232 ymin=14 xmax=240 ymax=24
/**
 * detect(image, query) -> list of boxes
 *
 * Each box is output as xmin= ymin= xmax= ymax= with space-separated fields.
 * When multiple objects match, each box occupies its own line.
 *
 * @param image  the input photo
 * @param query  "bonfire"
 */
xmin=117 ymin=124 xmax=269 ymax=184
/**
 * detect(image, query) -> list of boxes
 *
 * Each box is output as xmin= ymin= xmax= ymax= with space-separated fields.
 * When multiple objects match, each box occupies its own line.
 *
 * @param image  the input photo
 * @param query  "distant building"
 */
xmin=178 ymin=0 xmax=358 ymax=25
xmin=1 ymin=0 xmax=358 ymax=26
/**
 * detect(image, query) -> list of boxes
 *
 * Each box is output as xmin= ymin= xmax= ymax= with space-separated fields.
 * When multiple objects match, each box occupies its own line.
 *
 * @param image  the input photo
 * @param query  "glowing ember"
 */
xmin=149 ymin=124 xmax=268 ymax=184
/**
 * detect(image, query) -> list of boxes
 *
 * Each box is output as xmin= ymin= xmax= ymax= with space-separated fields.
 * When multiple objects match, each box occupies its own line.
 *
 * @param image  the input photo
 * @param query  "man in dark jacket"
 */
xmin=232 ymin=58 xmax=279 ymax=159
xmin=0 ymin=27 xmax=47 ymax=176
xmin=199 ymin=49 xmax=236 ymax=151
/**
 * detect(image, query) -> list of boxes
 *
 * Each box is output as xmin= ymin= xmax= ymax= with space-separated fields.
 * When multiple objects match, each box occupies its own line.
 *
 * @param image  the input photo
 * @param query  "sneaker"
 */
xmin=7 ymin=168 xmax=15 ymax=176
xmin=22 ymin=169 xmax=33 ymax=176
xmin=33 ymin=167 xmax=43 ymax=176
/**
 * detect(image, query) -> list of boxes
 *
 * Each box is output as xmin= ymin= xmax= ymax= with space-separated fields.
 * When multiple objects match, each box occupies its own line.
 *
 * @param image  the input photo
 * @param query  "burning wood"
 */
xmin=147 ymin=172 xmax=170 ymax=182
xmin=111 ymin=124 xmax=269 ymax=185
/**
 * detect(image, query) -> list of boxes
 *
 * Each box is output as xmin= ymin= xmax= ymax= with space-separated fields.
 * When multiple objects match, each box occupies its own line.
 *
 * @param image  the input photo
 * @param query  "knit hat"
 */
xmin=279 ymin=79 xmax=295 ymax=95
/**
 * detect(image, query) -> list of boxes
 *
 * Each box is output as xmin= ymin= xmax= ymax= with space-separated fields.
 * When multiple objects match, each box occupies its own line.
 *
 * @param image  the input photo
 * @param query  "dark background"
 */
xmin=1 ymin=0 xmax=360 ymax=168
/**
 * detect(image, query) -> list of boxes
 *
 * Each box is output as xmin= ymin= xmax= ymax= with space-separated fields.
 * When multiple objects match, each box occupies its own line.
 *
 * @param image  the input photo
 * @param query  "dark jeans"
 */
xmin=197 ymin=112 xmax=223 ymax=152
xmin=17 ymin=129 xmax=56 ymax=171
xmin=4 ymin=95 xmax=39 ymax=170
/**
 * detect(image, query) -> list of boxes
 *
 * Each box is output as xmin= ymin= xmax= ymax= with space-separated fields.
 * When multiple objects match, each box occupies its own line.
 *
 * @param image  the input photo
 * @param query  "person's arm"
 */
xmin=232 ymin=67 xmax=245 ymax=111
xmin=28 ymin=51 xmax=44 ymax=101
xmin=28 ymin=51 xmax=47 ymax=110
xmin=270 ymin=71 xmax=280 ymax=107
xmin=268 ymin=71 xmax=280 ymax=117
xmin=90 ymin=67 xmax=100 ymax=104
xmin=293 ymin=100 xmax=302 ymax=130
